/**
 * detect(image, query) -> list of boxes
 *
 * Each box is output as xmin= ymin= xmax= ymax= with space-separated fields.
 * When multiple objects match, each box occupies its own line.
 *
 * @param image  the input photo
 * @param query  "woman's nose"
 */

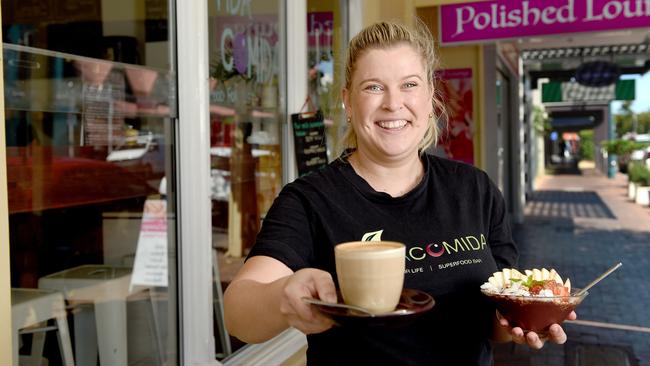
xmin=381 ymin=89 xmax=403 ymax=111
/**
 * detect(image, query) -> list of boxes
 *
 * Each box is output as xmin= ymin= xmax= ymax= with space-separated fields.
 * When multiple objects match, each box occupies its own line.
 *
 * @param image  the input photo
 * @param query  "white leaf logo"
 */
xmin=361 ymin=230 xmax=383 ymax=242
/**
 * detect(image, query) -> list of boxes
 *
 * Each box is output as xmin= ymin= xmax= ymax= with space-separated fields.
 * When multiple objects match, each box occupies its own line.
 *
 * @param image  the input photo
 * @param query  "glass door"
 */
xmin=4 ymin=0 xmax=179 ymax=364
xmin=207 ymin=0 xmax=284 ymax=357
xmin=208 ymin=0 xmax=349 ymax=362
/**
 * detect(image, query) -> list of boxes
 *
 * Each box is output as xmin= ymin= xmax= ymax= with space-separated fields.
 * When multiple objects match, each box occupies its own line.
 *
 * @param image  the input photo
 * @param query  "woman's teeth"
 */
xmin=377 ymin=120 xmax=407 ymax=129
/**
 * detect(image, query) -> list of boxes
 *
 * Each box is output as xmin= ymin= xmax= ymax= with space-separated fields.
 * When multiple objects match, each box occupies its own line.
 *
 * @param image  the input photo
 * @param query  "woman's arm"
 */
xmin=223 ymin=256 xmax=337 ymax=343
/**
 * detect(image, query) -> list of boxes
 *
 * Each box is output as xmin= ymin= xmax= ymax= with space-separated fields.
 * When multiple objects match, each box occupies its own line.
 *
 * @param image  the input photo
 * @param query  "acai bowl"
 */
xmin=480 ymin=268 xmax=587 ymax=334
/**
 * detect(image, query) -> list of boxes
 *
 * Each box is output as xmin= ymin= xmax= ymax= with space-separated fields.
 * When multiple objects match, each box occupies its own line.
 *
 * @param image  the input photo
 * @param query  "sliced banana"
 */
xmin=549 ymin=269 xmax=558 ymax=283
xmin=511 ymin=269 xmax=522 ymax=279
xmin=485 ymin=267 xmax=571 ymax=293
xmin=541 ymin=268 xmax=550 ymax=280
xmin=493 ymin=271 xmax=505 ymax=287
xmin=502 ymin=268 xmax=512 ymax=284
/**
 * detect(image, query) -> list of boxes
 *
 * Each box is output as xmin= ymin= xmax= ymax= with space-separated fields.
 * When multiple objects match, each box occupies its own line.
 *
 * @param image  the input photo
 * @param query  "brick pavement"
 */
xmin=493 ymin=167 xmax=650 ymax=366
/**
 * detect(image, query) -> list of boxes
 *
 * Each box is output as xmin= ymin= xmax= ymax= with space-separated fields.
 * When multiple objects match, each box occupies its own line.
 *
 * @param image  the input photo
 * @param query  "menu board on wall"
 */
xmin=11 ymin=0 xmax=100 ymax=23
xmin=55 ymin=0 xmax=101 ymax=20
xmin=11 ymin=0 xmax=52 ymax=22
xmin=145 ymin=0 xmax=168 ymax=42
xmin=292 ymin=110 xmax=328 ymax=176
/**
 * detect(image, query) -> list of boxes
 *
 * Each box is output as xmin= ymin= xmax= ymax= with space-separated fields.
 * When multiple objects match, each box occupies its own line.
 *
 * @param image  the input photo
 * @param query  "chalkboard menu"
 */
xmin=292 ymin=110 xmax=328 ymax=176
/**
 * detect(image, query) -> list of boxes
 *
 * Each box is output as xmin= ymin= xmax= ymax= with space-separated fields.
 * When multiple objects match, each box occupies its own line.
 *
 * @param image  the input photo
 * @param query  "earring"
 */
xmin=346 ymin=116 xmax=351 ymax=123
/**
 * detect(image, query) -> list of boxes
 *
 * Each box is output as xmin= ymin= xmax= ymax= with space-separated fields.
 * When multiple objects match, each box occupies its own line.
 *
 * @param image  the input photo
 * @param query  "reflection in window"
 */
xmin=208 ymin=0 xmax=283 ymax=357
xmin=307 ymin=0 xmax=347 ymax=161
xmin=208 ymin=3 xmax=282 ymax=263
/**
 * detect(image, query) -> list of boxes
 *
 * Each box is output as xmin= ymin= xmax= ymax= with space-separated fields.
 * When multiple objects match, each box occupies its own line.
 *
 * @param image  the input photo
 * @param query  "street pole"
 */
xmin=608 ymin=104 xmax=617 ymax=178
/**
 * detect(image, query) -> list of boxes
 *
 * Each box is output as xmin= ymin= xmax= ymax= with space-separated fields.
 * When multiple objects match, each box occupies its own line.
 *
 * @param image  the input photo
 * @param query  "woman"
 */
xmin=224 ymin=21 xmax=575 ymax=365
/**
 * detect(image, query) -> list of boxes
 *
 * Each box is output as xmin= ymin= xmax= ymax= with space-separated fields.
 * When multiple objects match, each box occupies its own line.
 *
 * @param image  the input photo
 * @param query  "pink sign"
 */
xmin=440 ymin=0 xmax=650 ymax=44
xmin=307 ymin=12 xmax=333 ymax=48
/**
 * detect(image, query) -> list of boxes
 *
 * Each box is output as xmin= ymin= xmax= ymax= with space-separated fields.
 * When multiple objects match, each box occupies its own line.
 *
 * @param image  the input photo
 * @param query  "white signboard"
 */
xmin=130 ymin=199 xmax=168 ymax=290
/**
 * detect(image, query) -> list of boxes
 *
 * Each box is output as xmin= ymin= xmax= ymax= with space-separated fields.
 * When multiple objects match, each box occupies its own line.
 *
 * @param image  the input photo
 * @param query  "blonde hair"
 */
xmin=341 ymin=20 xmax=447 ymax=154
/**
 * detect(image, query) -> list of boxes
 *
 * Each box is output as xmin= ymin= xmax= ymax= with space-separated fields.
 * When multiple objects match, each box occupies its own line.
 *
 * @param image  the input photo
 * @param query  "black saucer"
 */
xmin=311 ymin=288 xmax=434 ymax=328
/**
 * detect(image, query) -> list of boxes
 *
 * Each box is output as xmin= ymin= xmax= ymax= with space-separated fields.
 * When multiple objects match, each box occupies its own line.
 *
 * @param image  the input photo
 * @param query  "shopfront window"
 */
xmin=4 ymin=0 xmax=178 ymax=365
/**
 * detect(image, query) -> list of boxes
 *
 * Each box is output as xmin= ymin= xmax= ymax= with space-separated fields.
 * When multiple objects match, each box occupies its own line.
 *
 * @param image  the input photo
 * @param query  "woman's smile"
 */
xmin=376 ymin=119 xmax=409 ymax=130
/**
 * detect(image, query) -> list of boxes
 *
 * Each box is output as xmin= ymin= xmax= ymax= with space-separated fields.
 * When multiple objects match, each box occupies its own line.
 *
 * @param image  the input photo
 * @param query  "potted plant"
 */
xmin=630 ymin=162 xmax=650 ymax=206
xmin=603 ymin=139 xmax=647 ymax=173
xmin=627 ymin=162 xmax=641 ymax=200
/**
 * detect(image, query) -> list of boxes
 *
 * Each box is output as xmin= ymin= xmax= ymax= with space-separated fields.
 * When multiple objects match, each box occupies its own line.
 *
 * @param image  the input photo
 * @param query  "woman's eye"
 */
xmin=364 ymin=84 xmax=383 ymax=92
xmin=403 ymin=81 xmax=418 ymax=88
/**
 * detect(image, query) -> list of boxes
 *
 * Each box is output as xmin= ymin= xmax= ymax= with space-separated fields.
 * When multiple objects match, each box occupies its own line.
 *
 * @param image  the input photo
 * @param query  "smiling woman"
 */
xmin=223 ymin=20 xmax=570 ymax=366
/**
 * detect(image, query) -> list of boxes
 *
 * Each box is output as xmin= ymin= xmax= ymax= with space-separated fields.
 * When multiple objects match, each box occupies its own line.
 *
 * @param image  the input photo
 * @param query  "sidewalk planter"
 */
xmin=628 ymin=181 xmax=637 ymax=201
xmin=628 ymin=163 xmax=650 ymax=205
xmin=635 ymin=186 xmax=650 ymax=206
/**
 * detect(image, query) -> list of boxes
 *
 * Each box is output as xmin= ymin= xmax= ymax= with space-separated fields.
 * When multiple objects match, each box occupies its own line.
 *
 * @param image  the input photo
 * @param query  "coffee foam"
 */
xmin=335 ymin=241 xmax=405 ymax=259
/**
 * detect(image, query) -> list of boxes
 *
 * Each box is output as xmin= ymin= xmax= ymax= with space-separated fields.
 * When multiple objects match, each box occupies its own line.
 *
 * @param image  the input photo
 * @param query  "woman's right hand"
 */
xmin=279 ymin=268 xmax=337 ymax=335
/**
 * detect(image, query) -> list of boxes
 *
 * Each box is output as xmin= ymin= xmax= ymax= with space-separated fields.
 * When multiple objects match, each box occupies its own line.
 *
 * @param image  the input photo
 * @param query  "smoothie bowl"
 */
xmin=480 ymin=268 xmax=587 ymax=333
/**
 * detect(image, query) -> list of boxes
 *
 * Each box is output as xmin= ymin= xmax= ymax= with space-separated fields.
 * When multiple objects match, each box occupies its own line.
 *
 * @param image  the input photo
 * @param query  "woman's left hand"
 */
xmin=497 ymin=310 xmax=577 ymax=349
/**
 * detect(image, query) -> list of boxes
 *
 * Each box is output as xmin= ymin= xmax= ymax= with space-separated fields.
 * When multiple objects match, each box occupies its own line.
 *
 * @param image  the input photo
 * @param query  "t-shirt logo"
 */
xmin=361 ymin=230 xmax=383 ymax=242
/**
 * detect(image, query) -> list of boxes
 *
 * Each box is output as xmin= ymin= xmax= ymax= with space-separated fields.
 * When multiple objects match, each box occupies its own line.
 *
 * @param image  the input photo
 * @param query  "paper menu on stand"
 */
xmin=130 ymin=199 xmax=168 ymax=291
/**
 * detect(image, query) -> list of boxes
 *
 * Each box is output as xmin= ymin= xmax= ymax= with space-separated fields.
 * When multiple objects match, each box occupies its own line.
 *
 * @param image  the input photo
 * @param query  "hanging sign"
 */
xmin=440 ymin=0 xmax=650 ymax=44
xmin=292 ymin=110 xmax=328 ymax=176
xmin=575 ymin=61 xmax=620 ymax=87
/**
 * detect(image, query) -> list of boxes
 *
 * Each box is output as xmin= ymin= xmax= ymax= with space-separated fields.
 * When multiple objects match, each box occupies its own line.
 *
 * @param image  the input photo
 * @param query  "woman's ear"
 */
xmin=342 ymin=87 xmax=351 ymax=117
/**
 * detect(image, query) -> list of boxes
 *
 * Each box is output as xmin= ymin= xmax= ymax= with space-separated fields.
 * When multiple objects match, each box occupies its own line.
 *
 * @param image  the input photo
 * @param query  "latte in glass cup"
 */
xmin=335 ymin=241 xmax=405 ymax=314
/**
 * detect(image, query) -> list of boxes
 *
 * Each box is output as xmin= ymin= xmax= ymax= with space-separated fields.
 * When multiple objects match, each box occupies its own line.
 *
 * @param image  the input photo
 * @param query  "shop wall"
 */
xmin=101 ymin=0 xmax=170 ymax=69
xmin=361 ymin=0 xmax=415 ymax=27
xmin=0 ymin=2 xmax=12 ymax=363
xmin=417 ymin=6 xmax=484 ymax=168
xmin=101 ymin=0 xmax=144 ymax=36
xmin=415 ymin=0 xmax=473 ymax=5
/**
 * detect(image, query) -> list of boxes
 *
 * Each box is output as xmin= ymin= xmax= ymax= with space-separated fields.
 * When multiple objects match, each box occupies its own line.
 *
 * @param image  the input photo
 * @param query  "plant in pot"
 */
xmin=603 ymin=139 xmax=646 ymax=174
xmin=629 ymin=162 xmax=650 ymax=206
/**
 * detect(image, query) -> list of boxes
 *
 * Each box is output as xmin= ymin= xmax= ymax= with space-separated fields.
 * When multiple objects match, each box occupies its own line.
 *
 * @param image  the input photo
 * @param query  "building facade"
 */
xmin=2 ymin=0 xmax=647 ymax=365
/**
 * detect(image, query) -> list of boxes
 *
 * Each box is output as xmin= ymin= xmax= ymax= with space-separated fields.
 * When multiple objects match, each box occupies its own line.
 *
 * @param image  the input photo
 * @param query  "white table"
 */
xmin=38 ymin=265 xmax=133 ymax=366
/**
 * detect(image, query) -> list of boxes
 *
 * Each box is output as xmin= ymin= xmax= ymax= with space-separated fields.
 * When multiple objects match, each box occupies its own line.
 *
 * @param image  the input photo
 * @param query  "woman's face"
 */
xmin=343 ymin=44 xmax=433 ymax=162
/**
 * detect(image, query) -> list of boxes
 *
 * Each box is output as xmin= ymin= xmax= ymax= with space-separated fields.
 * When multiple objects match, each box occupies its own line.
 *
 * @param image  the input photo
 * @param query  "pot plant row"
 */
xmin=627 ymin=162 xmax=650 ymax=206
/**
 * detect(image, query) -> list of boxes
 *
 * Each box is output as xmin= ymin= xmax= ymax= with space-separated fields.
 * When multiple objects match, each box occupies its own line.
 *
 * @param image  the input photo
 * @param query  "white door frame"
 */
xmin=175 ymin=0 xmax=218 ymax=364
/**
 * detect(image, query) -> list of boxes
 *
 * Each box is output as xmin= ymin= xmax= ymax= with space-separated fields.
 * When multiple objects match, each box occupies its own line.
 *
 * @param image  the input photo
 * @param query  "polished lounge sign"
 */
xmin=440 ymin=0 xmax=650 ymax=44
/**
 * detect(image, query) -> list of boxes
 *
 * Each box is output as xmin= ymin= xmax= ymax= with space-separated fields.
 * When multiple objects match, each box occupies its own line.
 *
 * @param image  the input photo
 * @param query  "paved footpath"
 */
xmin=493 ymin=167 xmax=650 ymax=366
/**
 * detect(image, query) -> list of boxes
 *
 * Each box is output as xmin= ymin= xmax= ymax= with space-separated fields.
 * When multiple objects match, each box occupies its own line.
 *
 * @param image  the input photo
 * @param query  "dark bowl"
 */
xmin=482 ymin=288 xmax=588 ymax=334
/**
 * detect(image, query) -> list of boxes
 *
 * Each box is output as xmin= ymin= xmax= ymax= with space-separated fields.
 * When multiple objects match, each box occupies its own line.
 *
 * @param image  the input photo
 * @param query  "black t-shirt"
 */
xmin=248 ymin=154 xmax=518 ymax=365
